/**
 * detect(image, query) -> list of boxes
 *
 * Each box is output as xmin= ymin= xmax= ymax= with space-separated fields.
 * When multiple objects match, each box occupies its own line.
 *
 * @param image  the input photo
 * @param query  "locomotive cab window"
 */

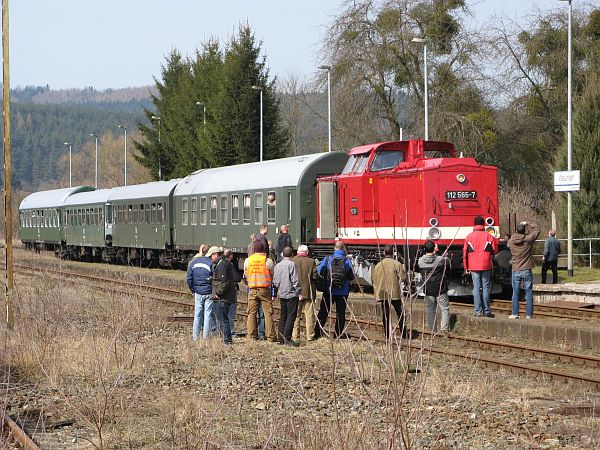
xmin=424 ymin=149 xmax=452 ymax=158
xmin=342 ymin=154 xmax=369 ymax=175
xmin=370 ymin=150 xmax=404 ymax=172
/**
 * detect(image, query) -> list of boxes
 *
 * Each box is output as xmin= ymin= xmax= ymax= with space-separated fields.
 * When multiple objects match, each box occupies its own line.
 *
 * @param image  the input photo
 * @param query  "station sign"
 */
xmin=554 ymin=170 xmax=580 ymax=192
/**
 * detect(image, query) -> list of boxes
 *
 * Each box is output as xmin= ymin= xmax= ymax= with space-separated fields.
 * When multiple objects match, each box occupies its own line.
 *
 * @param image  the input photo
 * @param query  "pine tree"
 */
xmin=210 ymin=24 xmax=289 ymax=166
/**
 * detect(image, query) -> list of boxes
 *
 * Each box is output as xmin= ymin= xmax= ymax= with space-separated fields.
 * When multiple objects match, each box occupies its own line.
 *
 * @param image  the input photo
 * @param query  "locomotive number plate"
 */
xmin=445 ymin=191 xmax=477 ymax=200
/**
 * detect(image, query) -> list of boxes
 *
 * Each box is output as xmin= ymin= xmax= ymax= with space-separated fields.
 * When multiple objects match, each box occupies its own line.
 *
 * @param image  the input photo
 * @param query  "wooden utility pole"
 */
xmin=2 ymin=0 xmax=14 ymax=329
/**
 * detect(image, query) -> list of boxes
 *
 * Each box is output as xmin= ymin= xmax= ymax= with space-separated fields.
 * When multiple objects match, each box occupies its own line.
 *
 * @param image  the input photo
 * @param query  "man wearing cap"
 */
xmin=508 ymin=221 xmax=540 ymax=319
xmin=292 ymin=244 xmax=318 ymax=341
xmin=186 ymin=244 xmax=214 ymax=340
xmin=463 ymin=216 xmax=498 ymax=317
xmin=210 ymin=246 xmax=235 ymax=344
xmin=244 ymin=241 xmax=276 ymax=342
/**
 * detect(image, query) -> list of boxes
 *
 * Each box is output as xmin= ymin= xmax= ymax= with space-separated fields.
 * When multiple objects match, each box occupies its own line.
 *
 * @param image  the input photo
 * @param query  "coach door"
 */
xmin=318 ymin=181 xmax=337 ymax=240
xmin=104 ymin=203 xmax=113 ymax=242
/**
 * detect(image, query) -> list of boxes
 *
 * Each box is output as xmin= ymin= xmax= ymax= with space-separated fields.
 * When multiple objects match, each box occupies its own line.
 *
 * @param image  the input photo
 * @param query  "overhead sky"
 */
xmin=11 ymin=0 xmax=566 ymax=90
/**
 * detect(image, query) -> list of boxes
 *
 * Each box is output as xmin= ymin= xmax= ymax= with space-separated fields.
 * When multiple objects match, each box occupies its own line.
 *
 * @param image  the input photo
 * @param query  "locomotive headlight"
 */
xmin=486 ymin=226 xmax=498 ymax=237
xmin=485 ymin=217 xmax=495 ymax=226
xmin=456 ymin=173 xmax=466 ymax=183
xmin=428 ymin=227 xmax=441 ymax=240
xmin=429 ymin=217 xmax=439 ymax=227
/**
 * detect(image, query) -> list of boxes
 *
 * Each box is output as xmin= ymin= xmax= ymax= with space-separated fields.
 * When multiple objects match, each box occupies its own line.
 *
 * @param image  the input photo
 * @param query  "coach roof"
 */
xmin=63 ymin=189 xmax=112 ymax=206
xmin=108 ymin=179 xmax=181 ymax=202
xmin=174 ymin=152 xmax=347 ymax=196
xmin=19 ymin=186 xmax=95 ymax=210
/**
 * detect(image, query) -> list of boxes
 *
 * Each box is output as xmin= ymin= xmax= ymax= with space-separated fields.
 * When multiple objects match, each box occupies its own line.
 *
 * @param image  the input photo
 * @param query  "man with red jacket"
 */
xmin=463 ymin=216 xmax=498 ymax=317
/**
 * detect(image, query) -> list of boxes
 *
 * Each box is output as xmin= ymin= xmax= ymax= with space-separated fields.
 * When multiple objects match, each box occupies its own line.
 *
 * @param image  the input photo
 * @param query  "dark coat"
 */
xmin=543 ymin=236 xmax=561 ymax=262
xmin=212 ymin=256 xmax=236 ymax=303
xmin=276 ymin=233 xmax=293 ymax=261
xmin=186 ymin=256 xmax=213 ymax=295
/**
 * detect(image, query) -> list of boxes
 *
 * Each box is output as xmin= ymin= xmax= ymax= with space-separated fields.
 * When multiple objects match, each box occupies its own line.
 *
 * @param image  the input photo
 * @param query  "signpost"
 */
xmin=555 ymin=169 xmax=579 ymax=277
xmin=554 ymin=170 xmax=580 ymax=192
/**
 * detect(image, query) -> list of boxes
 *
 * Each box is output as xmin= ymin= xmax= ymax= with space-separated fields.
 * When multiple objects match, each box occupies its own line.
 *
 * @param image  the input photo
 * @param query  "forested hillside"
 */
xmin=2 ymin=102 xmax=143 ymax=190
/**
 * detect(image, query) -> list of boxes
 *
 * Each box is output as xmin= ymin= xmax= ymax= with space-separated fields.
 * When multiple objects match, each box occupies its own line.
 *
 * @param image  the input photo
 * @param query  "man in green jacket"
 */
xmin=372 ymin=245 xmax=407 ymax=340
xmin=292 ymin=245 xmax=318 ymax=341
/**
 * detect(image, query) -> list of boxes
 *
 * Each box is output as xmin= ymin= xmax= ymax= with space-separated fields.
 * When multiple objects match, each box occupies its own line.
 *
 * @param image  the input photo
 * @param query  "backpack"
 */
xmin=328 ymin=257 xmax=346 ymax=289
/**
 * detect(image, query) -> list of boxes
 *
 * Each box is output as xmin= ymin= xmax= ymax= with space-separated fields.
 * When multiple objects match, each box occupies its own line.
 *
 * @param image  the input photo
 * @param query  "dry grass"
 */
xmin=1 ymin=274 xmax=599 ymax=448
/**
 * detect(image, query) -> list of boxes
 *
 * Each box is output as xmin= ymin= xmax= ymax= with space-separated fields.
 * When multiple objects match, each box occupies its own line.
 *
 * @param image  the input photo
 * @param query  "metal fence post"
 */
xmin=590 ymin=240 xmax=593 ymax=269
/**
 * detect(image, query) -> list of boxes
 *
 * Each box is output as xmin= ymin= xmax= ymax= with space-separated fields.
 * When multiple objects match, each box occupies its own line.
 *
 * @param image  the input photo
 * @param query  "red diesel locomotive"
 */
xmin=314 ymin=139 xmax=502 ymax=296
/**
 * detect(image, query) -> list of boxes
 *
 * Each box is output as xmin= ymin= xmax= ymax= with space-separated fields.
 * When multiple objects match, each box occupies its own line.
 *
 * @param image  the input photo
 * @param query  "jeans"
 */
xmin=512 ymin=269 xmax=534 ymax=317
xmin=193 ymin=293 xmax=215 ymax=340
xmin=471 ymin=270 xmax=491 ymax=315
xmin=425 ymin=294 xmax=450 ymax=332
xmin=541 ymin=260 xmax=558 ymax=284
xmin=315 ymin=294 xmax=347 ymax=338
xmin=278 ymin=296 xmax=299 ymax=344
xmin=380 ymin=299 xmax=405 ymax=340
xmin=228 ymin=301 xmax=237 ymax=335
xmin=213 ymin=301 xmax=233 ymax=344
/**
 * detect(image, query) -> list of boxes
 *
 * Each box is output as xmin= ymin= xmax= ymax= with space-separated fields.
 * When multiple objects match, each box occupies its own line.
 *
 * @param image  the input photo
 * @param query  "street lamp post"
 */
xmin=151 ymin=115 xmax=162 ymax=180
xmin=318 ymin=65 xmax=332 ymax=152
xmin=64 ymin=142 xmax=72 ymax=188
xmin=195 ymin=101 xmax=206 ymax=133
xmin=559 ymin=0 xmax=573 ymax=277
xmin=412 ymin=37 xmax=429 ymax=140
xmin=118 ymin=125 xmax=127 ymax=186
xmin=251 ymin=86 xmax=263 ymax=162
xmin=90 ymin=133 xmax=98 ymax=188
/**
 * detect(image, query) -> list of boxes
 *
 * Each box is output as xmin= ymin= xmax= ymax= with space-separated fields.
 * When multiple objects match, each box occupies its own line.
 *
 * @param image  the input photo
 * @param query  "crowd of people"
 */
xmin=187 ymin=217 xmax=556 ymax=345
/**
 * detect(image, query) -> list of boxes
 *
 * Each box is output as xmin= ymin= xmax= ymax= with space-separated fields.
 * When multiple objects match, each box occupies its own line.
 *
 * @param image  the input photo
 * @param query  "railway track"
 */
xmin=8 ymin=261 xmax=600 ymax=389
xmin=1 ymin=412 xmax=40 ymax=450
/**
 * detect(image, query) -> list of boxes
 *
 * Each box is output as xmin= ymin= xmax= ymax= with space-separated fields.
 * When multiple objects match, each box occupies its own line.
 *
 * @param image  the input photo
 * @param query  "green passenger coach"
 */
xmin=107 ymin=180 xmax=180 ymax=265
xmin=172 ymin=152 xmax=348 ymax=265
xmin=19 ymin=186 xmax=95 ymax=250
xmin=63 ymin=189 xmax=112 ymax=260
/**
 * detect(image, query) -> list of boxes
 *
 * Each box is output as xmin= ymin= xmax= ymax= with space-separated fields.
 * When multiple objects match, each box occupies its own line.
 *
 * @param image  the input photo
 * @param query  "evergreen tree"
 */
xmin=134 ymin=50 xmax=194 ymax=179
xmin=211 ymin=25 xmax=288 ymax=165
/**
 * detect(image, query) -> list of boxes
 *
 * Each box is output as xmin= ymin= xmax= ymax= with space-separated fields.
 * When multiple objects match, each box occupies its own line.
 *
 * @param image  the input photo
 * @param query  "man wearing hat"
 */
xmin=244 ymin=240 xmax=276 ymax=341
xmin=292 ymin=244 xmax=317 ymax=341
xmin=186 ymin=245 xmax=215 ymax=339
xmin=209 ymin=246 xmax=235 ymax=344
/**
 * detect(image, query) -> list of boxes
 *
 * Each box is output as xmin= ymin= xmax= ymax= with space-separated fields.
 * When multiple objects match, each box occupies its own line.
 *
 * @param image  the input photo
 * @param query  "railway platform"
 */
xmin=534 ymin=280 xmax=600 ymax=305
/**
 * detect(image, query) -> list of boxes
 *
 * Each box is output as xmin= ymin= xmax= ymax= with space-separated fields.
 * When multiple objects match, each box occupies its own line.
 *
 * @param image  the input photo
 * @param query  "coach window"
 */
xmin=254 ymin=193 xmax=263 ymax=225
xmin=267 ymin=191 xmax=276 ymax=224
xmin=242 ymin=194 xmax=250 ymax=225
xmin=200 ymin=197 xmax=207 ymax=225
xmin=145 ymin=203 xmax=150 ymax=223
xmin=135 ymin=205 xmax=141 ymax=224
xmin=220 ymin=195 xmax=228 ymax=225
xmin=137 ymin=204 xmax=143 ymax=224
xmin=370 ymin=150 xmax=404 ymax=172
xmin=231 ymin=194 xmax=239 ymax=224
xmin=158 ymin=203 xmax=164 ymax=223
xmin=210 ymin=196 xmax=217 ymax=225
xmin=151 ymin=203 xmax=156 ymax=224
xmin=127 ymin=205 xmax=132 ymax=224
xmin=191 ymin=197 xmax=198 ymax=225
xmin=288 ymin=192 xmax=293 ymax=221
xmin=182 ymin=198 xmax=189 ymax=226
